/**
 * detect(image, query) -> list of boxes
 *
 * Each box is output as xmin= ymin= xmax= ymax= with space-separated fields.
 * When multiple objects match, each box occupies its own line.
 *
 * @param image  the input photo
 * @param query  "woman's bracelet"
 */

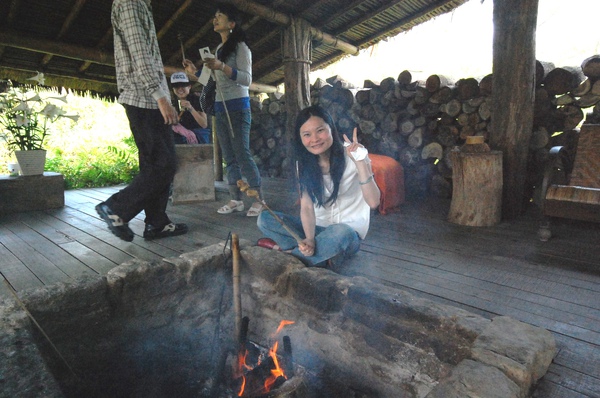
xmin=220 ymin=62 xmax=226 ymax=71
xmin=359 ymin=174 xmax=374 ymax=185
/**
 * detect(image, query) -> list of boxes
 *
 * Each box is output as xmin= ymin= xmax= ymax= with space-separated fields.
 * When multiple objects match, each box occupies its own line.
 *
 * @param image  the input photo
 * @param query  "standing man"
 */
xmin=96 ymin=0 xmax=188 ymax=241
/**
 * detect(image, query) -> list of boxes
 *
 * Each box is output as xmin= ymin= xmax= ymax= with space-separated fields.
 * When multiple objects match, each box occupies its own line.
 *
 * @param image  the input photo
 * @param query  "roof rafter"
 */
xmin=41 ymin=0 xmax=88 ymax=66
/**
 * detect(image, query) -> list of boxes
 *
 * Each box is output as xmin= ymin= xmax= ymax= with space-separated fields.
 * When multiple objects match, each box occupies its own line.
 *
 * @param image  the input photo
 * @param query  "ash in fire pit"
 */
xmin=0 ymin=242 xmax=556 ymax=397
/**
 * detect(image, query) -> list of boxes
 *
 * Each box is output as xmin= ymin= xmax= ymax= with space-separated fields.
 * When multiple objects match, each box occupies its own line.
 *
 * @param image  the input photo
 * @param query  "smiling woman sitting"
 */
xmin=257 ymin=105 xmax=380 ymax=268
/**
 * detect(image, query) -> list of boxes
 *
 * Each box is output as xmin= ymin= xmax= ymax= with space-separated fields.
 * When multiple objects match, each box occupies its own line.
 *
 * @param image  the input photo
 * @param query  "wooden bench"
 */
xmin=538 ymin=123 xmax=600 ymax=241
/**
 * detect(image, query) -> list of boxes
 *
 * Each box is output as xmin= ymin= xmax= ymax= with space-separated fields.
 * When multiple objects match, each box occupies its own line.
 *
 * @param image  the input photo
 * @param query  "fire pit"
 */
xmin=0 ymin=241 xmax=556 ymax=397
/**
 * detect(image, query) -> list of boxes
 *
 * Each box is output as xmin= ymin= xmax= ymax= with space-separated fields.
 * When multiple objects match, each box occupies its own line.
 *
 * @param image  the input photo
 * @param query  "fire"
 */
xmin=264 ymin=341 xmax=283 ymax=391
xmin=236 ymin=349 xmax=249 ymax=397
xmin=273 ymin=320 xmax=295 ymax=336
xmin=236 ymin=320 xmax=295 ymax=397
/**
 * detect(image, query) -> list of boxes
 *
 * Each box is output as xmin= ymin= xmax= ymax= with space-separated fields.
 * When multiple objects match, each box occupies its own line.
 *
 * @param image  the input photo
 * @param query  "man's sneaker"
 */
xmin=95 ymin=202 xmax=134 ymax=242
xmin=143 ymin=223 xmax=188 ymax=240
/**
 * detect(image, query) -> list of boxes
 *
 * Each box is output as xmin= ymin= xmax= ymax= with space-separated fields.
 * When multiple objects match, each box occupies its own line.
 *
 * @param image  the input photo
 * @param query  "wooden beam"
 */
xmin=164 ymin=65 xmax=278 ymax=93
xmin=156 ymin=0 xmax=193 ymax=40
xmin=490 ymin=0 xmax=538 ymax=219
xmin=0 ymin=30 xmax=114 ymax=66
xmin=310 ymin=0 xmax=466 ymax=73
xmin=0 ymin=65 xmax=116 ymax=89
xmin=7 ymin=0 xmax=21 ymax=24
xmin=313 ymin=0 xmax=367 ymax=29
xmin=79 ymin=28 xmax=113 ymax=73
xmin=232 ymin=0 xmax=359 ymax=55
xmin=166 ymin=20 xmax=214 ymax=66
xmin=0 ymin=0 xmax=22 ymax=60
xmin=42 ymin=0 xmax=88 ymax=65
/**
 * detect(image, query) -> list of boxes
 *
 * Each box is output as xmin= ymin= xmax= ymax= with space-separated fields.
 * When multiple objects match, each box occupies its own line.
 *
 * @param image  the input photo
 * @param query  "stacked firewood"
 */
xmin=249 ymin=93 xmax=289 ymax=178
xmin=249 ymin=55 xmax=600 ymax=198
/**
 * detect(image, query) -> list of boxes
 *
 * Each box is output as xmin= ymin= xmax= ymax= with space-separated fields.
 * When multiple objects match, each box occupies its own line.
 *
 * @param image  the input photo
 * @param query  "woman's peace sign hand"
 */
xmin=343 ymin=127 xmax=368 ymax=162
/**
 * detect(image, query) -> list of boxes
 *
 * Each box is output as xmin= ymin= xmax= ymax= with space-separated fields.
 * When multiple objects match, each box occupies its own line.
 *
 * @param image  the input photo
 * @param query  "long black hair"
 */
xmin=293 ymin=105 xmax=346 ymax=207
xmin=215 ymin=3 xmax=247 ymax=62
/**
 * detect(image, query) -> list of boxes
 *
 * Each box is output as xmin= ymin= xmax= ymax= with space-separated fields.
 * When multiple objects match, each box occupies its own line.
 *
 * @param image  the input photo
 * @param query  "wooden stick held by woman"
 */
xmin=237 ymin=180 xmax=303 ymax=243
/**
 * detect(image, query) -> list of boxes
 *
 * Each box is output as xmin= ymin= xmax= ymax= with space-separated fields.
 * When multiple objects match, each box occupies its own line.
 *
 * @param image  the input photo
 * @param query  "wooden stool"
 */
xmin=172 ymin=144 xmax=215 ymax=204
xmin=448 ymin=150 xmax=503 ymax=226
xmin=369 ymin=154 xmax=405 ymax=215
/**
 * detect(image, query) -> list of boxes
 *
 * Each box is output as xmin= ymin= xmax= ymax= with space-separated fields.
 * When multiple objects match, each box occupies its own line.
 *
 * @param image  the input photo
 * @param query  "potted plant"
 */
xmin=0 ymin=73 xmax=78 ymax=176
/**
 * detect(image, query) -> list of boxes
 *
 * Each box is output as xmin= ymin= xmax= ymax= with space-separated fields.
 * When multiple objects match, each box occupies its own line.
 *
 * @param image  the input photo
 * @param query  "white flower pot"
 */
xmin=7 ymin=162 xmax=20 ymax=176
xmin=15 ymin=150 xmax=47 ymax=176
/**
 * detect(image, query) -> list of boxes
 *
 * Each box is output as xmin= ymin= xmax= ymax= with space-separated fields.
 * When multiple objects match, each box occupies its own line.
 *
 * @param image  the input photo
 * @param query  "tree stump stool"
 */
xmin=448 ymin=150 xmax=503 ymax=226
xmin=172 ymin=144 xmax=215 ymax=204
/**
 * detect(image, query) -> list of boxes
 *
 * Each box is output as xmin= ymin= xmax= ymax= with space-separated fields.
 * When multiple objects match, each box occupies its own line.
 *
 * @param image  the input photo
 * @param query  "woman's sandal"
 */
xmin=246 ymin=202 xmax=264 ymax=217
xmin=217 ymin=200 xmax=244 ymax=214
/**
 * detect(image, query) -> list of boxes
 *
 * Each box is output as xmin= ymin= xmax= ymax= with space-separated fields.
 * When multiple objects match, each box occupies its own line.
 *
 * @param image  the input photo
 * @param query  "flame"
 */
xmin=236 ymin=320 xmax=295 ymax=397
xmin=238 ymin=376 xmax=246 ymax=397
xmin=264 ymin=341 xmax=285 ymax=391
xmin=273 ymin=320 xmax=295 ymax=337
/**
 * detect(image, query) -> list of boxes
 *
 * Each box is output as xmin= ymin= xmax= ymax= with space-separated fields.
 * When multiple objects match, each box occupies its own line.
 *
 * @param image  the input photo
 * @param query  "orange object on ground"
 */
xmin=369 ymin=154 xmax=405 ymax=215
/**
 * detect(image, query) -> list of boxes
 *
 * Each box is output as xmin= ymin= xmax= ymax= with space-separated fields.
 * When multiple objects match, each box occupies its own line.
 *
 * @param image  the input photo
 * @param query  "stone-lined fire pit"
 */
xmin=0 ymin=241 xmax=556 ymax=397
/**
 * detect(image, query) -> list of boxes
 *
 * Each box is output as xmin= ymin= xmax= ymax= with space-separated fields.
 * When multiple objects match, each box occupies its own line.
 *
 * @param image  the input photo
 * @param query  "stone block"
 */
xmin=426 ymin=359 xmax=520 ymax=398
xmin=470 ymin=315 xmax=557 ymax=396
xmin=0 ymin=172 xmax=64 ymax=215
xmin=287 ymin=267 xmax=352 ymax=313
xmin=172 ymin=144 xmax=215 ymax=204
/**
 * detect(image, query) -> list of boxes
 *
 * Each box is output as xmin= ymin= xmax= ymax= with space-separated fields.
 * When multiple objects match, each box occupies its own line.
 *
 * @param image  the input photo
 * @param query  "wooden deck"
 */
xmin=0 ymin=178 xmax=599 ymax=398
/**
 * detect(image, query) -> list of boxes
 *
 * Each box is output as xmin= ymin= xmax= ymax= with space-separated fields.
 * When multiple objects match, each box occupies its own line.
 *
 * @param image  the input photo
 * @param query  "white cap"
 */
xmin=170 ymin=72 xmax=190 ymax=86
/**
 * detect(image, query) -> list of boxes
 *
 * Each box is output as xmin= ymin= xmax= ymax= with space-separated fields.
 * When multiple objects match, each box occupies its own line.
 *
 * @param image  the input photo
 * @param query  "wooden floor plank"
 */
xmin=351 ymin=241 xmax=600 ymax=325
xmin=532 ymin=378 xmax=590 ymax=398
xmin=344 ymin=252 xmax=600 ymax=345
xmin=0 ymin=238 xmax=43 ymax=291
xmin=28 ymin=210 xmax=135 ymax=266
xmin=56 ymin=206 xmax=178 ymax=261
xmin=0 ymin=224 xmax=68 ymax=286
xmin=3 ymin=215 xmax=97 ymax=279
xmin=535 ymin=363 xmax=600 ymax=398
xmin=0 ymin=180 xmax=599 ymax=398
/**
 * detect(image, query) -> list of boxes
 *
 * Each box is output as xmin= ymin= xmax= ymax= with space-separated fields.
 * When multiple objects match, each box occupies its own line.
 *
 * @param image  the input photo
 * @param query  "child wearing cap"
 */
xmin=170 ymin=72 xmax=211 ymax=144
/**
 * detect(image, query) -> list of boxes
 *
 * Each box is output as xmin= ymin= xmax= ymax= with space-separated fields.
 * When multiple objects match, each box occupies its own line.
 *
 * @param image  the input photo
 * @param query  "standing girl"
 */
xmin=257 ymin=105 xmax=381 ymax=267
xmin=184 ymin=3 xmax=263 ymax=216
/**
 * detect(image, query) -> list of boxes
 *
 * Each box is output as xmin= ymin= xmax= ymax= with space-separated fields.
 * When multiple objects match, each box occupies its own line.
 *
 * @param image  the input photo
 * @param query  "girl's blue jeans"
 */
xmin=257 ymin=210 xmax=361 ymax=267
xmin=215 ymin=108 xmax=261 ymax=197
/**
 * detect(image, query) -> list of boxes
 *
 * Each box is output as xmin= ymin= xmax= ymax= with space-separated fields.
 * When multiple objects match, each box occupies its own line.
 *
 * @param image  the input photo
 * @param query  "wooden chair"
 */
xmin=538 ymin=123 xmax=600 ymax=241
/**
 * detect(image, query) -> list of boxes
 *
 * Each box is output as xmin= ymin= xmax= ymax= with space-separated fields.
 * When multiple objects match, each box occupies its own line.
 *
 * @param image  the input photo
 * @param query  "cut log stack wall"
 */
xmin=249 ymin=93 xmax=289 ymax=178
xmin=249 ymin=55 xmax=600 ymax=199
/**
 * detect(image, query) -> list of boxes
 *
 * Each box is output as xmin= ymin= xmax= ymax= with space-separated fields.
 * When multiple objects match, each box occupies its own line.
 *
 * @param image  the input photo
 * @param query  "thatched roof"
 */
xmin=0 ymin=0 xmax=468 ymax=96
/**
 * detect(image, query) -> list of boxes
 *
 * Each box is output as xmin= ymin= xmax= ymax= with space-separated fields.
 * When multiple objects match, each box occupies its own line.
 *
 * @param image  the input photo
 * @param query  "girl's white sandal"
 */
xmin=217 ymin=200 xmax=244 ymax=214
xmin=246 ymin=202 xmax=264 ymax=217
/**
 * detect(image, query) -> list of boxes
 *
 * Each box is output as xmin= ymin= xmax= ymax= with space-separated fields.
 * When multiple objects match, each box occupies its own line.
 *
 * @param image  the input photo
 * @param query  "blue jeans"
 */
xmin=215 ymin=108 xmax=261 ymax=198
xmin=257 ymin=210 xmax=361 ymax=267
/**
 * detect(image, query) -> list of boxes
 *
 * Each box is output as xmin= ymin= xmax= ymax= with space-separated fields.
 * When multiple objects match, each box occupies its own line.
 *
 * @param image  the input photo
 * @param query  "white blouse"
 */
xmin=314 ymin=154 xmax=371 ymax=239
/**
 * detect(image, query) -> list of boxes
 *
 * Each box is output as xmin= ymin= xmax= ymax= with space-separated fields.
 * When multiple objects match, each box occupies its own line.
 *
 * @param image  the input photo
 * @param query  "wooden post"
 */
xmin=211 ymin=115 xmax=223 ymax=181
xmin=448 ymin=150 xmax=503 ymax=227
xmin=490 ymin=0 xmax=539 ymax=219
xmin=282 ymin=18 xmax=312 ymax=178
xmin=232 ymin=233 xmax=242 ymax=344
